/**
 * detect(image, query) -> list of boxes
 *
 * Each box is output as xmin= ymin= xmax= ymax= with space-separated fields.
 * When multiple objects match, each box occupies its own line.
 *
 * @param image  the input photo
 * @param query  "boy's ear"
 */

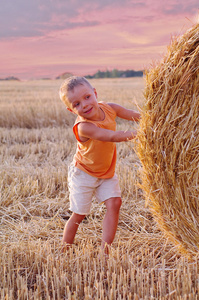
xmin=93 ymin=88 xmax=97 ymax=98
xmin=67 ymin=107 xmax=76 ymax=114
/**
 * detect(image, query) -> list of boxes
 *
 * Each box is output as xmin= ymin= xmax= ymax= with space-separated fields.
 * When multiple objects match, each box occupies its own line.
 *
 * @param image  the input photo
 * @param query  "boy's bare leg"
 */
xmin=62 ymin=212 xmax=86 ymax=245
xmin=101 ymin=197 xmax=122 ymax=254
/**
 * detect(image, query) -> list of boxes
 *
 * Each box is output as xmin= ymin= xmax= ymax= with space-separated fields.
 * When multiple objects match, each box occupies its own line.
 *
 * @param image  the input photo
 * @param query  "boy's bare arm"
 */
xmin=78 ymin=122 xmax=137 ymax=143
xmin=108 ymin=103 xmax=140 ymax=122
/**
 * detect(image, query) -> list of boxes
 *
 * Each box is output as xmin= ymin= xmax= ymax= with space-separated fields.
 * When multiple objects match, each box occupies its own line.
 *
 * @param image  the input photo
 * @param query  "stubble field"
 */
xmin=0 ymin=78 xmax=198 ymax=299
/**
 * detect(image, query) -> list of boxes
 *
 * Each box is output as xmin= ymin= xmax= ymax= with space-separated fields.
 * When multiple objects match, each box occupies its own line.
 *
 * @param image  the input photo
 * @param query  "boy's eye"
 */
xmin=86 ymin=95 xmax=90 ymax=99
xmin=74 ymin=102 xmax=79 ymax=107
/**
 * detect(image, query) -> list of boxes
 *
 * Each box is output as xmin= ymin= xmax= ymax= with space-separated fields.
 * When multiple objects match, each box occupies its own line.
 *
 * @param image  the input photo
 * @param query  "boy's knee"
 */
xmin=105 ymin=197 xmax=122 ymax=212
xmin=114 ymin=197 xmax=122 ymax=209
xmin=71 ymin=213 xmax=86 ymax=224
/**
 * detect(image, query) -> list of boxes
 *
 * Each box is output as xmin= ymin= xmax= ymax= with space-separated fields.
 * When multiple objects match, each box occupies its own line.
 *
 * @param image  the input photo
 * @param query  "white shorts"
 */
xmin=68 ymin=164 xmax=121 ymax=215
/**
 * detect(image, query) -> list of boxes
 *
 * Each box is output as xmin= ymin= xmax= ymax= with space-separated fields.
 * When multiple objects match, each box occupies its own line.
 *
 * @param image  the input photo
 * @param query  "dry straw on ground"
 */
xmin=137 ymin=23 xmax=199 ymax=257
xmin=1 ymin=78 xmax=198 ymax=298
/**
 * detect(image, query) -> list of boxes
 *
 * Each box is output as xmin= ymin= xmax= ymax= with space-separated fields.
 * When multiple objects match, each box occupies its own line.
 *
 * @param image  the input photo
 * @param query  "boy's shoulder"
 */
xmin=98 ymin=101 xmax=116 ymax=116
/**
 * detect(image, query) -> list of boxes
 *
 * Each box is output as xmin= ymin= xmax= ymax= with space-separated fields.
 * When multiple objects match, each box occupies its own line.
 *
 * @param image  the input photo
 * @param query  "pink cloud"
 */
xmin=0 ymin=0 xmax=198 ymax=79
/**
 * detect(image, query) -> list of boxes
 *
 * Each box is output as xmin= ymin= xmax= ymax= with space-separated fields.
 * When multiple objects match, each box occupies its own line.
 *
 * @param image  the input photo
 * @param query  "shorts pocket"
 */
xmin=68 ymin=164 xmax=81 ymax=181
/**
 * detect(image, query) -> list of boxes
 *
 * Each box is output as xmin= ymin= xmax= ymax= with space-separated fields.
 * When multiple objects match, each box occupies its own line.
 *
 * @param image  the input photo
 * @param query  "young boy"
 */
xmin=59 ymin=76 xmax=140 ymax=253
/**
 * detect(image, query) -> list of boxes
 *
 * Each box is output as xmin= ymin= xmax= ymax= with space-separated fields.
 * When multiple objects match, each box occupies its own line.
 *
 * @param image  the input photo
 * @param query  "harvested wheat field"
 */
xmin=0 ymin=78 xmax=198 ymax=299
xmin=137 ymin=23 xmax=199 ymax=259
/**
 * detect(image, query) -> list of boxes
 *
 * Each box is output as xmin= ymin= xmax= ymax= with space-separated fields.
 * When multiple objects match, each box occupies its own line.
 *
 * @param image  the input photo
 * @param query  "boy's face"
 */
xmin=66 ymin=83 xmax=100 ymax=120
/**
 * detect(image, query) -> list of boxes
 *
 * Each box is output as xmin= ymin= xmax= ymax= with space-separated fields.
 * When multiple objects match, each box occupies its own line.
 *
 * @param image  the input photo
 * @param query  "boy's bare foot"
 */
xmin=60 ymin=242 xmax=72 ymax=253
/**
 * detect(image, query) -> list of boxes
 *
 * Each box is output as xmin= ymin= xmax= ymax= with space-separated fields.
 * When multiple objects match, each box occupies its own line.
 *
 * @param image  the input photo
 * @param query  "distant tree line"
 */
xmin=0 ymin=69 xmax=143 ymax=81
xmin=0 ymin=76 xmax=20 ymax=81
xmin=85 ymin=69 xmax=143 ymax=79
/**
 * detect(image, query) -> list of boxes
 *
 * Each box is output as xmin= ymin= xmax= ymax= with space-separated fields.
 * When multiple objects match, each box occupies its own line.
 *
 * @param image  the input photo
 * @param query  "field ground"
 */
xmin=0 ymin=78 xmax=198 ymax=299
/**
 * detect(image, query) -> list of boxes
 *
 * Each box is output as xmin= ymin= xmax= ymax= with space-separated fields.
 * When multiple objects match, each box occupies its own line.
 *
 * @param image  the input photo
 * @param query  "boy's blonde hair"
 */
xmin=59 ymin=76 xmax=93 ymax=107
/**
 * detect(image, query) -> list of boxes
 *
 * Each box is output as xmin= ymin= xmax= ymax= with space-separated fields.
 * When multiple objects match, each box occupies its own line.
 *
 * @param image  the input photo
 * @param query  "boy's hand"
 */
xmin=125 ymin=130 xmax=137 ymax=141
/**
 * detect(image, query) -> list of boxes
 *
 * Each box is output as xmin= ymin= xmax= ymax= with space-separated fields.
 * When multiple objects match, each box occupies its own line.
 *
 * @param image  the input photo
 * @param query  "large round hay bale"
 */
xmin=137 ymin=23 xmax=199 ymax=257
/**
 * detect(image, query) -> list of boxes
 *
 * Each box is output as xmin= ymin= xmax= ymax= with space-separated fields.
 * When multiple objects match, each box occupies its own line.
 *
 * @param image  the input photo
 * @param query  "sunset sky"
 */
xmin=0 ymin=0 xmax=198 ymax=79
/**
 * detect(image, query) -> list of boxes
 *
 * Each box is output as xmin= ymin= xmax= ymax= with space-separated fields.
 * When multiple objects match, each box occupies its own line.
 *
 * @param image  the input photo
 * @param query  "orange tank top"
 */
xmin=73 ymin=102 xmax=117 ymax=178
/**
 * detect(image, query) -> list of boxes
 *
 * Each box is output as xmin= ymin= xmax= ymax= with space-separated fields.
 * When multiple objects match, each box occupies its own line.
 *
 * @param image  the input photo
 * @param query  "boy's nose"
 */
xmin=82 ymin=100 xmax=88 ymax=108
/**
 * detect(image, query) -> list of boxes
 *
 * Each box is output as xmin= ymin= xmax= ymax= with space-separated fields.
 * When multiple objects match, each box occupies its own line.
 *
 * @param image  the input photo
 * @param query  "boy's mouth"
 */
xmin=84 ymin=107 xmax=93 ymax=114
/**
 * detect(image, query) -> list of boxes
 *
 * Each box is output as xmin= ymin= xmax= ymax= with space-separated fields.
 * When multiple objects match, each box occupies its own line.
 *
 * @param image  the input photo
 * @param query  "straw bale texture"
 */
xmin=137 ymin=24 xmax=199 ymax=257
